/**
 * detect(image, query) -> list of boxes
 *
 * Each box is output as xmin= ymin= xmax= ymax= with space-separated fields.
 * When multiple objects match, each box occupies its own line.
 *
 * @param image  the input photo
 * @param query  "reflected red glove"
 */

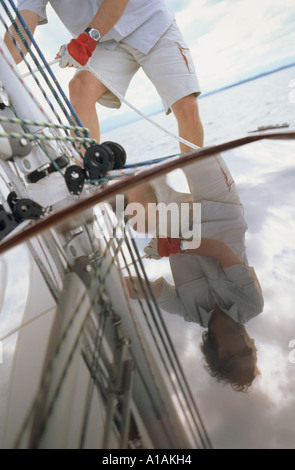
xmin=56 ymin=33 xmax=97 ymax=68
xmin=144 ymin=237 xmax=182 ymax=259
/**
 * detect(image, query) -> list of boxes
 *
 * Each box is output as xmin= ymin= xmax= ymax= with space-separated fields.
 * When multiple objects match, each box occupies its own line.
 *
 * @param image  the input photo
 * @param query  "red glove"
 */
xmin=56 ymin=33 xmax=97 ymax=68
xmin=144 ymin=237 xmax=182 ymax=259
xmin=158 ymin=237 xmax=181 ymax=257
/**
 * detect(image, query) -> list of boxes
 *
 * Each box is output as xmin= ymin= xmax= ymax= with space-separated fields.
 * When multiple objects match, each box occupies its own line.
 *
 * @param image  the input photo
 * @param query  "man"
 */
xmin=123 ymin=153 xmax=264 ymax=391
xmin=5 ymin=0 xmax=204 ymax=151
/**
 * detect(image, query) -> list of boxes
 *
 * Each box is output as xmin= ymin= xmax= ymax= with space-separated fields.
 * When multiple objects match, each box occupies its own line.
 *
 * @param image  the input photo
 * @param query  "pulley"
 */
xmin=83 ymin=144 xmax=114 ymax=180
xmin=26 ymin=154 xmax=69 ymax=183
xmin=0 ymin=206 xmax=18 ymax=241
xmin=7 ymin=191 xmax=20 ymax=219
xmin=101 ymin=141 xmax=126 ymax=169
xmin=64 ymin=165 xmax=85 ymax=195
xmin=83 ymin=141 xmax=126 ymax=180
xmin=0 ymin=125 xmax=31 ymax=160
xmin=12 ymin=198 xmax=46 ymax=220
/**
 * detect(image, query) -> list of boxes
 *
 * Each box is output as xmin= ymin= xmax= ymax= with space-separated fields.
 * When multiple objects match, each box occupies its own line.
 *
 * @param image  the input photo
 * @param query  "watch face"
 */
xmin=90 ymin=29 xmax=100 ymax=41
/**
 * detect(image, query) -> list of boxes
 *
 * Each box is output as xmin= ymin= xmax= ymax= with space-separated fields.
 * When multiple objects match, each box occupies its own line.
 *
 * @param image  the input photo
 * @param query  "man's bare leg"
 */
xmin=172 ymin=94 xmax=204 ymax=151
xmin=69 ymin=70 xmax=108 ymax=143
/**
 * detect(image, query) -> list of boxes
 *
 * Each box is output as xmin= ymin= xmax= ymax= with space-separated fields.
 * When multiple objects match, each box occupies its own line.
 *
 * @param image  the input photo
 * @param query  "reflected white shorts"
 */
xmin=184 ymin=154 xmax=242 ymax=205
xmin=85 ymin=21 xmax=201 ymax=114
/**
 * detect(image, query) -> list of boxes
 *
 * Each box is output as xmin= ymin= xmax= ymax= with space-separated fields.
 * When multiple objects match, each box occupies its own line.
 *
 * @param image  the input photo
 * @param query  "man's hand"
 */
xmin=56 ymin=33 xmax=97 ymax=68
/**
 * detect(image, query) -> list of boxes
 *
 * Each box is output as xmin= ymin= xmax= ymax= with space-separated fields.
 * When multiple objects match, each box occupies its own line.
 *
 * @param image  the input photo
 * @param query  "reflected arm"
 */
xmin=125 ymin=275 xmax=188 ymax=318
xmin=125 ymin=276 xmax=164 ymax=300
xmin=184 ymin=238 xmax=243 ymax=268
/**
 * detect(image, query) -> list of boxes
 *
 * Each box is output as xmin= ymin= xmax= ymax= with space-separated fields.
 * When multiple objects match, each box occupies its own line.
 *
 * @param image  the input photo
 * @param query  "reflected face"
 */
xmin=208 ymin=307 xmax=258 ymax=386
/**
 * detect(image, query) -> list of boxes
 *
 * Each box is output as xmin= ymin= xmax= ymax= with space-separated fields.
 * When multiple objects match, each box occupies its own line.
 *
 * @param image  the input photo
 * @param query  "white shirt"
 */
xmin=157 ymin=200 xmax=264 ymax=327
xmin=17 ymin=0 xmax=175 ymax=53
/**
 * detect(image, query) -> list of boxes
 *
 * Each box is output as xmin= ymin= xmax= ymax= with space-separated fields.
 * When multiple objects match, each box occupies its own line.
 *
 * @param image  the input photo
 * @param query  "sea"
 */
xmin=101 ymin=64 xmax=295 ymax=165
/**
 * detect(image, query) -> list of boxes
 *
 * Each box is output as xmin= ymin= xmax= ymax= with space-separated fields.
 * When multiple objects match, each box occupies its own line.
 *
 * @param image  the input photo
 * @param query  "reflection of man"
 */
xmin=5 ymin=0 xmax=203 ymax=150
xmin=126 ymin=154 xmax=264 ymax=392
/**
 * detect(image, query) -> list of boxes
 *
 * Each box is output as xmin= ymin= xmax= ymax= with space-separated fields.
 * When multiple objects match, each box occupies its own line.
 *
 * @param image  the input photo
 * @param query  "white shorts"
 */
xmin=184 ymin=154 xmax=242 ymax=205
xmin=86 ymin=21 xmax=201 ymax=115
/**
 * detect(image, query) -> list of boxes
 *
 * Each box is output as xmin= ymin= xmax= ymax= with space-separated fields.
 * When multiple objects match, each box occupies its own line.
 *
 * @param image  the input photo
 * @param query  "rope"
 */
xmin=0 ymin=113 xmax=91 ymax=137
xmin=85 ymin=64 xmax=199 ymax=150
xmin=1 ymin=3 xmax=73 ymax=126
xmin=1 ymin=0 xmax=90 ymax=164
xmin=0 ymin=12 xmax=64 ymax=126
xmin=0 ymin=37 xmax=85 ymax=168
xmin=19 ymin=58 xmax=200 ymax=151
xmin=8 ymin=102 xmax=68 ymax=177
xmin=0 ymin=129 xmax=97 ymax=146
xmin=4 ymin=0 xmax=85 ymax=132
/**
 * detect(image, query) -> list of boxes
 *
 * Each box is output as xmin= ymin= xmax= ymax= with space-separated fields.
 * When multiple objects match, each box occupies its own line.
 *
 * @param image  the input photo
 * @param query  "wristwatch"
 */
xmin=84 ymin=27 xmax=101 ymax=42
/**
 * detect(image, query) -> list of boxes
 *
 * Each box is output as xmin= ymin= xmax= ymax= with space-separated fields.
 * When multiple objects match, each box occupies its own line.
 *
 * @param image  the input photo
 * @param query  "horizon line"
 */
xmin=199 ymin=62 xmax=295 ymax=99
xmin=101 ymin=61 xmax=295 ymax=132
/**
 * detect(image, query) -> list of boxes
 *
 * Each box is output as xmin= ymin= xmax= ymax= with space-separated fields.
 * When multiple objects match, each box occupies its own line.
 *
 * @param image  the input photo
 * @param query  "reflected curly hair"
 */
xmin=200 ymin=330 xmax=258 ymax=393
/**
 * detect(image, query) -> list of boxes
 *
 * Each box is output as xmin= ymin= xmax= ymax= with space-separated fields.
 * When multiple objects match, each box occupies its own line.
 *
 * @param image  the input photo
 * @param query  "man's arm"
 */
xmin=87 ymin=0 xmax=130 ymax=38
xmin=184 ymin=238 xmax=243 ymax=268
xmin=4 ymin=10 xmax=39 ymax=64
xmin=125 ymin=276 xmax=164 ymax=300
xmin=144 ymin=236 xmax=243 ymax=268
xmin=57 ymin=0 xmax=130 ymax=68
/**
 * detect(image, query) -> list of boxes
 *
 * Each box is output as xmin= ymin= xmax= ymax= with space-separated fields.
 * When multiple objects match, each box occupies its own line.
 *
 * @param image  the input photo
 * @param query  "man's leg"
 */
xmin=69 ymin=70 xmax=108 ymax=143
xmin=172 ymin=94 xmax=204 ymax=151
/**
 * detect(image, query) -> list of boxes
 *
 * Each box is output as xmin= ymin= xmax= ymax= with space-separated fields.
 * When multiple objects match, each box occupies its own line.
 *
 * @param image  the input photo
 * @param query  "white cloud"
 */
xmin=172 ymin=0 xmax=295 ymax=90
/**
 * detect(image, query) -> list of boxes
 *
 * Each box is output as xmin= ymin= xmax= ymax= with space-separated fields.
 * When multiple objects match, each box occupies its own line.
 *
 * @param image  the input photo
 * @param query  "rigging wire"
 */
xmin=0 ymin=1 xmax=88 ymax=167
xmin=123 ymin=233 xmax=210 ymax=448
xmin=94 ymin=206 xmax=211 ymax=448
xmin=129 ymin=235 xmax=212 ymax=449
xmin=0 ymin=10 xmax=67 ymax=127
xmin=4 ymin=0 xmax=86 ymax=135
xmin=0 ymin=0 xmax=211 ymax=449
xmin=13 ymin=265 xmax=111 ymax=448
xmin=0 ymin=44 xmax=85 ymax=176
xmin=0 ymin=115 xmax=92 ymax=136
xmin=90 ymin=214 xmax=189 ymax=448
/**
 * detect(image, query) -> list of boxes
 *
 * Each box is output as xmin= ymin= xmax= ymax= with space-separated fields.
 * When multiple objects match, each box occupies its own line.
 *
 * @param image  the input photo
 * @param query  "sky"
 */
xmin=1 ymin=0 xmax=295 ymax=128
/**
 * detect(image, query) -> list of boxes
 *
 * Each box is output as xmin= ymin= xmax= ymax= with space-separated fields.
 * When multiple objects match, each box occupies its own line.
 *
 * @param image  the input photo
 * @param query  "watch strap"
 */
xmin=84 ymin=27 xmax=101 ymax=42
